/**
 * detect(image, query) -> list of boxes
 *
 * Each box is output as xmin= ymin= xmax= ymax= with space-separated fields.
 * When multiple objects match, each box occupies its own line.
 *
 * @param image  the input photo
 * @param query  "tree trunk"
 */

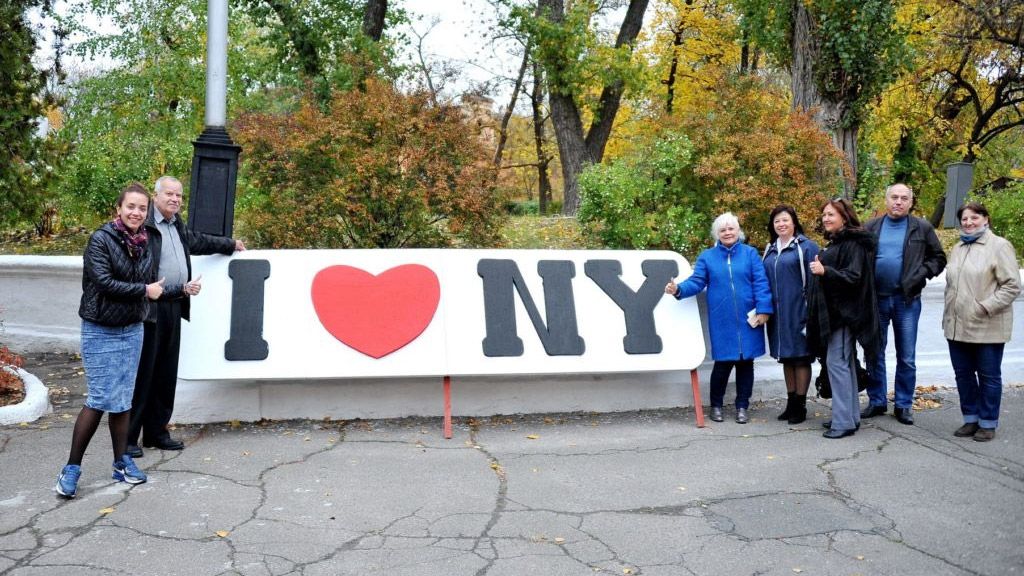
xmin=790 ymin=0 xmax=855 ymax=197
xmin=494 ymin=46 xmax=531 ymax=169
xmin=532 ymin=62 xmax=552 ymax=215
xmin=740 ymin=28 xmax=750 ymax=75
xmin=362 ymin=0 xmax=387 ymax=41
xmin=537 ymin=0 xmax=649 ymax=215
xmin=583 ymin=0 xmax=650 ymax=164
xmin=265 ymin=0 xmax=322 ymax=78
xmin=549 ymin=91 xmax=590 ymax=215
xmin=665 ymin=21 xmax=685 ymax=112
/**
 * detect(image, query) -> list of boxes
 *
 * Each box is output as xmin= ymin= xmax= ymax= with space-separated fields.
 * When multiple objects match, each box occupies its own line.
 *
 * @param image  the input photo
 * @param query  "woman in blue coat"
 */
xmin=665 ymin=212 xmax=773 ymax=423
xmin=762 ymin=205 xmax=820 ymax=424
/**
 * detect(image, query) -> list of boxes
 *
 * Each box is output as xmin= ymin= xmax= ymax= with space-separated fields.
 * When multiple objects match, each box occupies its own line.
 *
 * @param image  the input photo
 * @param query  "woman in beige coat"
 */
xmin=943 ymin=202 xmax=1021 ymax=442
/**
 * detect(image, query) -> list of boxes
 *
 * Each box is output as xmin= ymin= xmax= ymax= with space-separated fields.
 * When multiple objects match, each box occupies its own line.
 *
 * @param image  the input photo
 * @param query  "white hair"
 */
xmin=710 ymin=212 xmax=745 ymax=243
xmin=154 ymin=175 xmax=182 ymax=194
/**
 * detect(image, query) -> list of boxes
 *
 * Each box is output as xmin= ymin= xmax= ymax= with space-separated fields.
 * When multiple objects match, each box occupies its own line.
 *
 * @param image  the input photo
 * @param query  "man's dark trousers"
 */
xmin=128 ymin=299 xmax=182 ymax=445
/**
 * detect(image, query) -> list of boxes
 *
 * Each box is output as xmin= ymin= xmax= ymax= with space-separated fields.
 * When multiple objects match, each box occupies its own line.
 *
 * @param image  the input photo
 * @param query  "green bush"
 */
xmin=577 ymin=133 xmax=710 ymax=257
xmin=975 ymin=181 xmax=1024 ymax=260
xmin=233 ymin=80 xmax=505 ymax=248
xmin=504 ymin=200 xmax=539 ymax=216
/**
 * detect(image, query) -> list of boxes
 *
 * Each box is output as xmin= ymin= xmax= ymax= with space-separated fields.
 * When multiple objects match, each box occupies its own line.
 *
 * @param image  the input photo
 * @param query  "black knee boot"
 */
xmin=778 ymin=392 xmax=795 ymax=421
xmin=788 ymin=394 xmax=807 ymax=424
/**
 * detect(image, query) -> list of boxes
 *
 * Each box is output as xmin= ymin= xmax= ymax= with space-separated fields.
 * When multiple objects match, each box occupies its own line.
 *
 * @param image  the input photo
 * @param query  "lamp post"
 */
xmin=187 ymin=0 xmax=241 ymax=237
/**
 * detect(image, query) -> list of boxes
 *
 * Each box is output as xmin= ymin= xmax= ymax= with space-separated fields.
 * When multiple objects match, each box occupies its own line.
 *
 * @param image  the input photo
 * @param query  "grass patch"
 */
xmin=500 ymin=215 xmax=599 ymax=249
xmin=0 ymin=227 xmax=91 ymax=256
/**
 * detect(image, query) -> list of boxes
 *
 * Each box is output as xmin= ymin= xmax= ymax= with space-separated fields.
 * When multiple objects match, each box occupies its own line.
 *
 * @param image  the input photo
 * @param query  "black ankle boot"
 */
xmin=787 ymin=394 xmax=807 ymax=424
xmin=777 ymin=392 xmax=795 ymax=421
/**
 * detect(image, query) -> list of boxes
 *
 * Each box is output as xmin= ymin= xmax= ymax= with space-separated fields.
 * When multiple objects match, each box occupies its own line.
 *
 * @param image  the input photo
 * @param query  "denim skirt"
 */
xmin=81 ymin=320 xmax=144 ymax=413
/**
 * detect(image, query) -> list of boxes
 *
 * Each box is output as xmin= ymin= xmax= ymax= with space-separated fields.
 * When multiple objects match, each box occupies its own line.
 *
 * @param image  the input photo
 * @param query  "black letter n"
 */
xmin=477 ymin=259 xmax=585 ymax=357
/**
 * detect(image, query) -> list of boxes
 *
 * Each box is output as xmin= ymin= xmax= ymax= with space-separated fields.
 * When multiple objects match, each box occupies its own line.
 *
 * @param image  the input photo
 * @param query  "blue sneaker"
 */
xmin=55 ymin=464 xmax=81 ymax=498
xmin=112 ymin=455 xmax=147 ymax=485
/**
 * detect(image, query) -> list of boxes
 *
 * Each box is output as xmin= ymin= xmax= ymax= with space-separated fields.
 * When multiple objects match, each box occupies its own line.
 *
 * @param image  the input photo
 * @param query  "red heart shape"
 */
xmin=311 ymin=264 xmax=440 ymax=359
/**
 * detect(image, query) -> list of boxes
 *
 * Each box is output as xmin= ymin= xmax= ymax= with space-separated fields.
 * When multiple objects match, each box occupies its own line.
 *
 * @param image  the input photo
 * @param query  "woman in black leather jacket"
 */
xmin=55 ymin=183 xmax=165 ymax=498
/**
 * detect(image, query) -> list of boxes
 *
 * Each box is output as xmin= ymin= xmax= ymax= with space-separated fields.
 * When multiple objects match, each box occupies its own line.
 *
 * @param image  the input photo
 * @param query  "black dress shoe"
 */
xmin=126 ymin=444 xmax=144 ymax=458
xmin=143 ymin=437 xmax=185 ymax=450
xmin=860 ymin=405 xmax=887 ymax=418
xmin=822 ymin=421 xmax=860 ymax=430
xmin=823 ymin=428 xmax=856 ymax=439
xmin=894 ymin=407 xmax=914 ymax=425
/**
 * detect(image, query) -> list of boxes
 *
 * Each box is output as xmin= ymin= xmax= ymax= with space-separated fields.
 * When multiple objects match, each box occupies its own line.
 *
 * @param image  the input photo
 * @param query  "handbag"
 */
xmin=814 ymin=356 xmax=871 ymax=399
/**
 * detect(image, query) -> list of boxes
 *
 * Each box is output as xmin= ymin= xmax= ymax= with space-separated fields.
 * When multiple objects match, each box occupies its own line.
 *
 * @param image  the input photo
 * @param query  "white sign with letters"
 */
xmin=178 ymin=249 xmax=704 ymax=379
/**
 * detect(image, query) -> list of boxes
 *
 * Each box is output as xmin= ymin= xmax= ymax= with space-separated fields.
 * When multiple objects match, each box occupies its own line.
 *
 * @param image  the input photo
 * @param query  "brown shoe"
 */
xmin=954 ymin=423 xmax=979 ymax=437
xmin=973 ymin=428 xmax=995 ymax=442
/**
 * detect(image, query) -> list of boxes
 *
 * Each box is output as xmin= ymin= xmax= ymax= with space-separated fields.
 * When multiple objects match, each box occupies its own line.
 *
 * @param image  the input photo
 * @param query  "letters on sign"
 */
xmin=179 ymin=249 xmax=705 ymax=380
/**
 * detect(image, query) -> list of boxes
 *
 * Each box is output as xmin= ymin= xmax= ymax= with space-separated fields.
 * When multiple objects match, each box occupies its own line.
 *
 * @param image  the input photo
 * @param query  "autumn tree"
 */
xmin=579 ymin=77 xmax=845 ymax=255
xmin=233 ymin=79 xmax=504 ymax=248
xmin=857 ymin=0 xmax=1023 ymax=224
xmin=920 ymin=0 xmax=1023 ymax=223
xmin=738 ymin=0 xmax=909 ymax=198
xmin=643 ymin=0 xmax=743 ymax=116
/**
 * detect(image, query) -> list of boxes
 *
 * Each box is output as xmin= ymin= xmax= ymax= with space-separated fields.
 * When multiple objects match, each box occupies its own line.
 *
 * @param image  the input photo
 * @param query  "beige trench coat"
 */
xmin=943 ymin=229 xmax=1022 ymax=343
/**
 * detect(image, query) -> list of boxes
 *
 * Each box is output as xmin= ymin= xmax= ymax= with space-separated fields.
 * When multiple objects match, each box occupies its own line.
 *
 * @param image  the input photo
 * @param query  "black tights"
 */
xmin=67 ymin=407 xmax=129 ymax=466
xmin=783 ymin=364 xmax=812 ymax=396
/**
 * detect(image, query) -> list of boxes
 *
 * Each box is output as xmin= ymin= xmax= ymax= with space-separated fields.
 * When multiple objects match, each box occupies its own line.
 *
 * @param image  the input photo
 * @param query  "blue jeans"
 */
xmin=710 ymin=360 xmax=754 ymax=409
xmin=947 ymin=340 xmax=1004 ymax=429
xmin=867 ymin=295 xmax=921 ymax=409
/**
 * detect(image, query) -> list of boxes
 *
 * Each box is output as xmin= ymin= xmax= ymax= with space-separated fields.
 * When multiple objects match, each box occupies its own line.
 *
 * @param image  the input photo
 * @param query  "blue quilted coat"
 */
xmin=675 ymin=241 xmax=773 ymax=361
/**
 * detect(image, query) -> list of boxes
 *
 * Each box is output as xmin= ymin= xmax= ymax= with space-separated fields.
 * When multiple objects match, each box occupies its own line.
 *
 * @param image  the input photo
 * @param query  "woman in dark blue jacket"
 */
xmin=762 ymin=205 xmax=820 ymax=424
xmin=665 ymin=212 xmax=773 ymax=423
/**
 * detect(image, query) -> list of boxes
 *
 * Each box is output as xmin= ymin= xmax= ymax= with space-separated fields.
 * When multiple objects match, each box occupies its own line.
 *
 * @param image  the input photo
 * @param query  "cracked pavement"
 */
xmin=1 ymin=354 xmax=1022 ymax=575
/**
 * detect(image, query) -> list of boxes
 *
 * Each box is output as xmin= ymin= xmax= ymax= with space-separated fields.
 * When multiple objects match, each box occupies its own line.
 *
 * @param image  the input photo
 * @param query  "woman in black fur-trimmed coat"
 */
xmin=807 ymin=198 xmax=880 ymax=439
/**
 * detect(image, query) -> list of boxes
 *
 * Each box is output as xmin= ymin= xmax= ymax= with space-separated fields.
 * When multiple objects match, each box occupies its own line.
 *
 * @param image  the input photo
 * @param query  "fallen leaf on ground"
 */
xmin=554 ymin=537 xmax=565 ymax=543
xmin=526 ymin=434 xmax=539 ymax=440
xmin=215 ymin=530 xmax=229 ymax=538
xmin=98 ymin=507 xmax=115 ymax=516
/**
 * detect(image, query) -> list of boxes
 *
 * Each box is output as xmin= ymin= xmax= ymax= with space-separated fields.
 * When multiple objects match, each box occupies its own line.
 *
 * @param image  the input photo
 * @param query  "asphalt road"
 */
xmin=1 ymin=353 xmax=1022 ymax=575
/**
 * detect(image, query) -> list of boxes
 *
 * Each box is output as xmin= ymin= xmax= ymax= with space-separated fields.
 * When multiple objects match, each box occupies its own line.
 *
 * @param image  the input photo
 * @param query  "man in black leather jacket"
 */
xmin=126 ymin=176 xmax=245 ymax=456
xmin=861 ymin=184 xmax=946 ymax=425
